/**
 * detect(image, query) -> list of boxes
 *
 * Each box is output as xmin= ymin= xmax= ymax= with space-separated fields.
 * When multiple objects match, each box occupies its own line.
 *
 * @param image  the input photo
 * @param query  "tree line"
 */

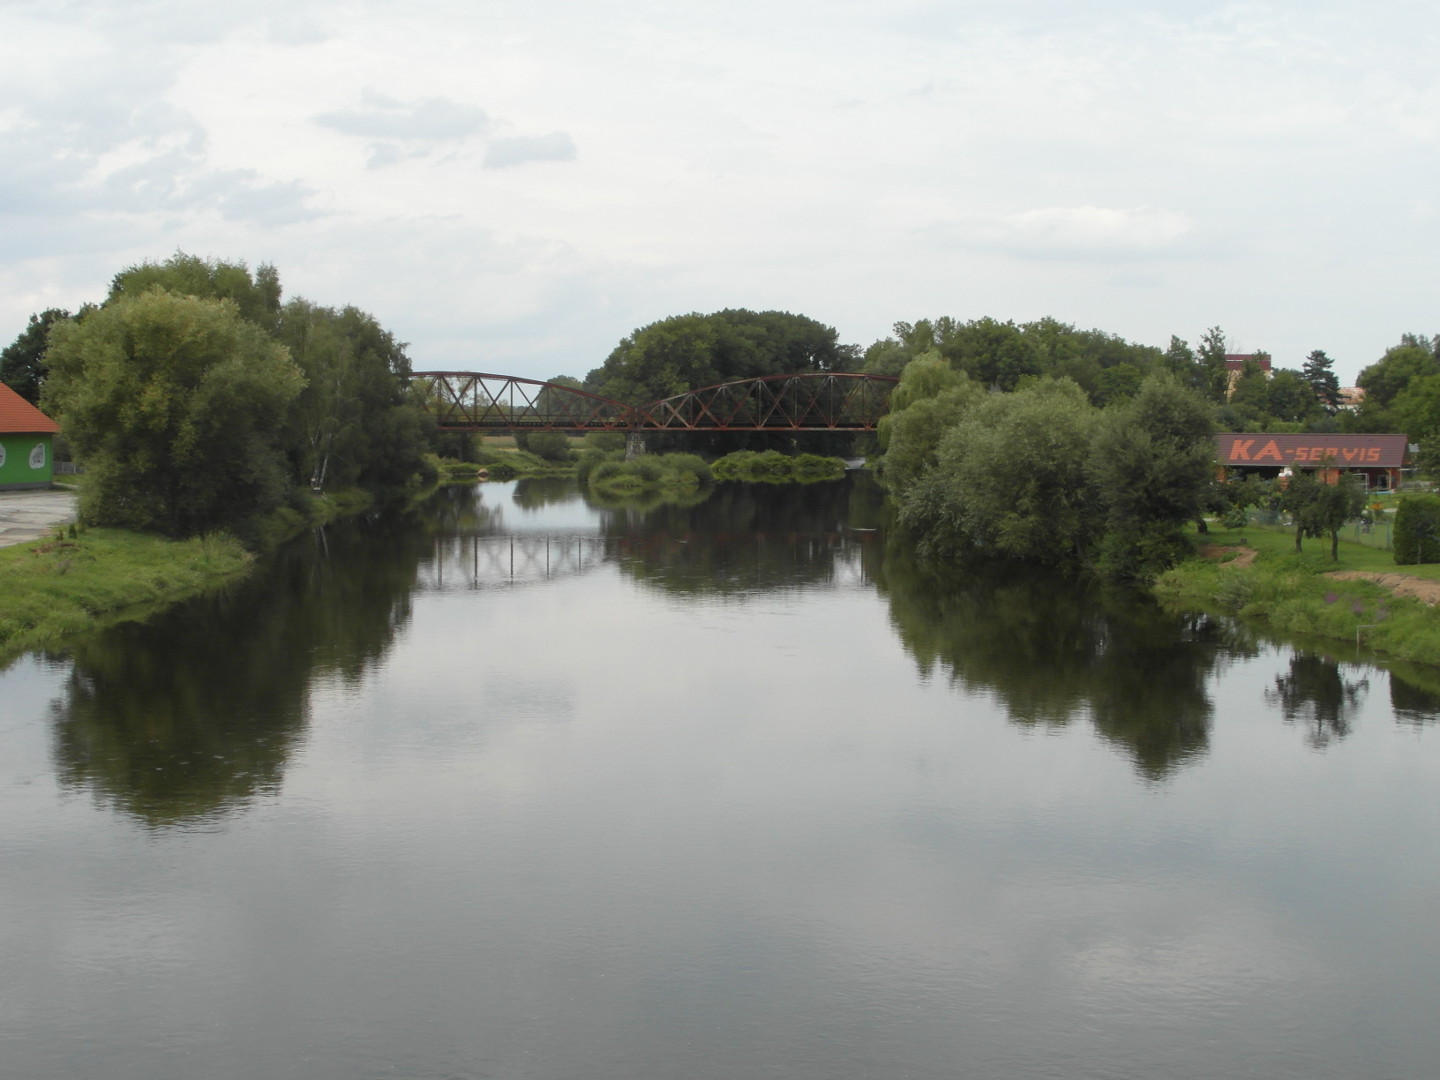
xmin=3 ymin=253 xmax=432 ymax=538
xmin=6 ymin=272 xmax=1429 ymax=553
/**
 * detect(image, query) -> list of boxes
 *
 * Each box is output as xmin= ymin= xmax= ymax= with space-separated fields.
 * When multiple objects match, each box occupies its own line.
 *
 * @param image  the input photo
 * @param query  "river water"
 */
xmin=2 ymin=477 xmax=1438 ymax=1080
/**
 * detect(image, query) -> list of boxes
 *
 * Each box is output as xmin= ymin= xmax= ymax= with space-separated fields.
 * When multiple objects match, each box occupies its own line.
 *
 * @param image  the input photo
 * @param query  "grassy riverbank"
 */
xmin=1155 ymin=525 xmax=1440 ymax=667
xmin=0 ymin=527 xmax=254 ymax=661
xmin=0 ymin=487 xmax=377 ymax=664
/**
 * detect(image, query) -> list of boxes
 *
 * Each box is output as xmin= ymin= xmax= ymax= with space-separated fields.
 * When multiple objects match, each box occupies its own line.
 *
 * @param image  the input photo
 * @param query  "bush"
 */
xmin=1393 ymin=494 xmax=1440 ymax=564
xmin=711 ymin=450 xmax=845 ymax=483
xmin=661 ymin=453 xmax=713 ymax=484
xmin=584 ymin=452 xmax=712 ymax=492
xmin=576 ymin=448 xmax=623 ymax=482
xmin=584 ymin=432 xmax=627 ymax=453
xmin=517 ymin=431 xmax=574 ymax=463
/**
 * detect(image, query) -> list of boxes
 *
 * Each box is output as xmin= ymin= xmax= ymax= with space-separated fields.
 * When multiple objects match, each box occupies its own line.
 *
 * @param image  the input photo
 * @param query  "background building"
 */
xmin=1215 ymin=432 xmax=1407 ymax=490
xmin=0 ymin=382 xmax=60 ymax=490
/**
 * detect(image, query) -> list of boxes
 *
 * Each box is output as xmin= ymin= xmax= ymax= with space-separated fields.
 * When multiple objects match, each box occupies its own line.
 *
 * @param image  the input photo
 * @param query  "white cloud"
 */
xmin=315 ymin=89 xmax=490 ymax=142
xmin=941 ymin=205 xmax=1198 ymax=261
xmin=483 ymin=132 xmax=578 ymax=169
xmin=1 ymin=0 xmax=1438 ymax=383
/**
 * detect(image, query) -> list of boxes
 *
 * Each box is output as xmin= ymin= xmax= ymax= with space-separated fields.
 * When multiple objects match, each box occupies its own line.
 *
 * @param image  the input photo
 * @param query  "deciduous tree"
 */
xmin=110 ymin=252 xmax=282 ymax=332
xmin=1090 ymin=375 xmax=1216 ymax=579
xmin=275 ymin=300 xmax=428 ymax=492
xmin=586 ymin=310 xmax=849 ymax=404
xmin=42 ymin=289 xmax=305 ymax=536
xmin=1 ymin=308 xmax=70 ymax=404
xmin=876 ymin=354 xmax=981 ymax=493
xmin=1279 ymin=469 xmax=1365 ymax=559
xmin=901 ymin=378 xmax=1101 ymax=563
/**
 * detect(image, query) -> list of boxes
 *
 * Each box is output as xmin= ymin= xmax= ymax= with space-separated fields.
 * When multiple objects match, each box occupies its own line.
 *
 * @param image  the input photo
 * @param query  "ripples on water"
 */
xmin=2 ymin=477 xmax=1438 ymax=1080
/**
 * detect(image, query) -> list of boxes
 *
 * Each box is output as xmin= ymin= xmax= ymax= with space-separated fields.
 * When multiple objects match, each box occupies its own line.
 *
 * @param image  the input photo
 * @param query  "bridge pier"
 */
xmin=625 ymin=432 xmax=647 ymax=460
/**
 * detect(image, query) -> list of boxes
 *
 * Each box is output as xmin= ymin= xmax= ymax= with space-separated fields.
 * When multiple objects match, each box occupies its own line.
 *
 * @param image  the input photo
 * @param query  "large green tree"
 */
xmin=42 ymin=289 xmax=305 ymax=536
xmin=275 ymin=300 xmax=429 ymax=492
xmin=110 ymin=253 xmax=282 ymax=331
xmin=900 ymin=378 xmax=1101 ymax=564
xmin=1089 ymin=375 xmax=1216 ymax=579
xmin=1357 ymin=336 xmax=1439 ymax=408
xmin=864 ymin=315 xmax=1161 ymax=404
xmin=875 ymin=353 xmax=982 ymax=493
xmin=1 ymin=308 xmax=71 ymax=404
xmin=586 ymin=309 xmax=850 ymax=404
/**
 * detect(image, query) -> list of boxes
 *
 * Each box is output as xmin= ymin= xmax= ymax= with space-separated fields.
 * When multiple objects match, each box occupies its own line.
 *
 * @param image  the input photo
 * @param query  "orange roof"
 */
xmin=0 ymin=382 xmax=60 ymax=435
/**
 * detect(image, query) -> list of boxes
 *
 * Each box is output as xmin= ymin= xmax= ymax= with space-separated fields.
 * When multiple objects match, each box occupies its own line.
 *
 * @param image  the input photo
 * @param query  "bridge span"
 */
xmin=410 ymin=371 xmax=899 ymax=432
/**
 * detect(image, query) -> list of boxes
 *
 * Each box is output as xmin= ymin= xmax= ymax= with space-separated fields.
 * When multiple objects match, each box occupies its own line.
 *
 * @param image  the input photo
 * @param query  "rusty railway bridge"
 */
xmin=410 ymin=371 xmax=899 ymax=432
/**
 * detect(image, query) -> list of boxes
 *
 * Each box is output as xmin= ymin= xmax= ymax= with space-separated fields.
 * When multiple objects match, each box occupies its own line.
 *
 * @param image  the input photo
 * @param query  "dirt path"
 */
xmin=1325 ymin=570 xmax=1440 ymax=606
xmin=1198 ymin=544 xmax=1257 ymax=569
xmin=1198 ymin=541 xmax=1440 ymax=605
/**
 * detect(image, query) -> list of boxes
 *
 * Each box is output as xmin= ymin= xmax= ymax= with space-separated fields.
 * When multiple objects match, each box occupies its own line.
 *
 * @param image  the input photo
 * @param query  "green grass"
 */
xmin=0 ymin=487 xmax=381 ymax=665
xmin=0 ymin=527 xmax=255 ymax=663
xmin=1156 ymin=523 xmax=1440 ymax=666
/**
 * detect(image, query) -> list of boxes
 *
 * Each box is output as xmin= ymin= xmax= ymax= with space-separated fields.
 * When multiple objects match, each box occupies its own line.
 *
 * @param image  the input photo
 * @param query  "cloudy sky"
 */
xmin=2 ymin=0 xmax=1435 ymax=384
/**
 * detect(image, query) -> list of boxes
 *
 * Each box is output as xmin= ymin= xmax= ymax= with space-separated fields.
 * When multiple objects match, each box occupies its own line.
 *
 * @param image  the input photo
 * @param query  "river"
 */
xmin=2 ymin=476 xmax=1438 ymax=1080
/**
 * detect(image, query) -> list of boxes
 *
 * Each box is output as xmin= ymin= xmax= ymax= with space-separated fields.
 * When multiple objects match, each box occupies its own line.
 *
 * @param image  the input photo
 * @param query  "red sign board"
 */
xmin=1214 ymin=433 xmax=1407 ymax=468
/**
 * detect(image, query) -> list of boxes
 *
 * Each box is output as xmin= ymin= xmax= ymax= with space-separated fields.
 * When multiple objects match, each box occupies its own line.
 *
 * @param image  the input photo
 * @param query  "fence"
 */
xmin=1240 ymin=509 xmax=1393 ymax=551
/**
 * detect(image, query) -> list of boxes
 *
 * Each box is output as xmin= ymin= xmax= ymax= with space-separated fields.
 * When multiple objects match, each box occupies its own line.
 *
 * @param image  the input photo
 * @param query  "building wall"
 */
xmin=0 ymin=433 xmax=54 ymax=489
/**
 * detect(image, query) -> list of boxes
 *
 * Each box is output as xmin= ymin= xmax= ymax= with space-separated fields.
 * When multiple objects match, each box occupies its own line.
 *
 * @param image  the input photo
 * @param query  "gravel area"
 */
xmin=0 ymin=488 xmax=78 ymax=548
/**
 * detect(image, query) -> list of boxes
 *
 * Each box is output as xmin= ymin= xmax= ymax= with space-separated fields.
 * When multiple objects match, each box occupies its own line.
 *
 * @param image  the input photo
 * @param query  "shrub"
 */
xmin=712 ymin=449 xmax=845 ymax=482
xmin=661 ymin=453 xmax=713 ymax=484
xmin=584 ymin=432 xmax=627 ymax=453
xmin=590 ymin=459 xmax=626 ymax=483
xmin=519 ymin=431 xmax=574 ymax=463
xmin=1393 ymin=494 xmax=1440 ymax=564
xmin=576 ymin=449 xmax=623 ymax=482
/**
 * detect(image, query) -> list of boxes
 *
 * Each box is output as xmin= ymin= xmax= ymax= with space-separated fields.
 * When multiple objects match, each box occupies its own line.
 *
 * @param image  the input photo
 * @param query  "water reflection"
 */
xmin=45 ymin=476 xmax=1437 ymax=825
xmin=1382 ymin=661 xmax=1440 ymax=728
xmin=876 ymin=547 xmax=1257 ymax=779
xmin=49 ymin=511 xmax=431 ymax=826
xmin=1266 ymin=652 xmax=1370 ymax=748
xmin=600 ymin=479 xmax=886 ymax=596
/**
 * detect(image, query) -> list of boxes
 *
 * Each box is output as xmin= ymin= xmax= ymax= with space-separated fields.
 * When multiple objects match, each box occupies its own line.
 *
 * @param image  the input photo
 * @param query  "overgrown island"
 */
xmin=5 ymin=253 xmax=1440 ymax=664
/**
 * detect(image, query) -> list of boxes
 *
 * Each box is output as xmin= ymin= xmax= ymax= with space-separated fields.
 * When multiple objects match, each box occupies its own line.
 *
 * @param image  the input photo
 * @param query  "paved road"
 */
xmin=0 ymin=488 xmax=79 ymax=548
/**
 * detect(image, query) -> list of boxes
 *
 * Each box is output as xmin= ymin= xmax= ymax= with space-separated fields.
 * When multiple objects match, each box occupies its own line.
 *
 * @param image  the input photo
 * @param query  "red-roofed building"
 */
xmin=0 ymin=383 xmax=60 ymax=490
xmin=1222 ymin=353 xmax=1271 ymax=398
xmin=1214 ymin=432 xmax=1407 ymax=490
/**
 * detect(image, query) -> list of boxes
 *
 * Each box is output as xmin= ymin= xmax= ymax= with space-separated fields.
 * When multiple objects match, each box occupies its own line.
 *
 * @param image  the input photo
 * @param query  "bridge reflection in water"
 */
xmin=420 ymin=535 xmax=610 ymax=591
xmin=418 ymin=530 xmax=880 ymax=592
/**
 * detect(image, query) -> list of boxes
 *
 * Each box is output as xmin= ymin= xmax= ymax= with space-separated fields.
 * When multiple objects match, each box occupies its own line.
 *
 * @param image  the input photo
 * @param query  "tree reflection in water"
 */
xmin=601 ymin=478 xmax=886 ymax=596
xmin=1381 ymin=661 xmax=1440 ymax=729
xmin=49 ymin=510 xmax=432 ymax=827
xmin=876 ymin=542 xmax=1257 ymax=780
xmin=1266 ymin=652 xmax=1369 ymax=748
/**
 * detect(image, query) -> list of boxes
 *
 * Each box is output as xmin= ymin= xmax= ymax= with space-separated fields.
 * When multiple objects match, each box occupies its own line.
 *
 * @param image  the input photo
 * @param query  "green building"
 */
xmin=0 ymin=382 xmax=60 ymax=490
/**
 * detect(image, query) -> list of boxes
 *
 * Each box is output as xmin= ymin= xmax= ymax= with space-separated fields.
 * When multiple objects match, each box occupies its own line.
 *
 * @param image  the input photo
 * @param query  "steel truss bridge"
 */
xmin=410 ymin=371 xmax=899 ymax=432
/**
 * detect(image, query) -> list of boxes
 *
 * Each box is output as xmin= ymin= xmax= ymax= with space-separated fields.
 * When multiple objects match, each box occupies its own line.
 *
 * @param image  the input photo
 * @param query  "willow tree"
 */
xmin=900 ymin=378 xmax=1102 ymax=563
xmin=43 ymin=288 xmax=305 ymax=536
